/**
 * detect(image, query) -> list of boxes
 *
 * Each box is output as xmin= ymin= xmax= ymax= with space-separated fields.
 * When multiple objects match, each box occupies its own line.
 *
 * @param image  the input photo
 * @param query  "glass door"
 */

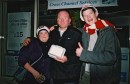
xmin=0 ymin=0 xmax=34 ymax=78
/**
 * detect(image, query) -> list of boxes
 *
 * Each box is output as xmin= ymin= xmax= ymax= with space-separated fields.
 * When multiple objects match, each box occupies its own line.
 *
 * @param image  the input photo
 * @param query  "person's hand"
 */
xmin=36 ymin=74 xmax=45 ymax=83
xmin=22 ymin=38 xmax=31 ymax=46
xmin=76 ymin=42 xmax=83 ymax=57
xmin=32 ymin=70 xmax=45 ymax=83
xmin=49 ymin=25 xmax=57 ymax=31
xmin=32 ymin=70 xmax=41 ymax=80
xmin=54 ymin=56 xmax=67 ymax=63
xmin=49 ymin=26 xmax=55 ymax=31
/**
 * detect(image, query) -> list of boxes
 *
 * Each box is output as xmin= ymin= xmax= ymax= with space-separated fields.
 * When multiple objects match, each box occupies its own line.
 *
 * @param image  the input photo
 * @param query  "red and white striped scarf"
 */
xmin=83 ymin=19 xmax=116 ymax=35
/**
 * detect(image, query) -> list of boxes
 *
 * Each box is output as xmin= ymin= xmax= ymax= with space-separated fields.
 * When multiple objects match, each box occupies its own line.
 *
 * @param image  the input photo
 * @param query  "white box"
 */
xmin=48 ymin=45 xmax=66 ymax=59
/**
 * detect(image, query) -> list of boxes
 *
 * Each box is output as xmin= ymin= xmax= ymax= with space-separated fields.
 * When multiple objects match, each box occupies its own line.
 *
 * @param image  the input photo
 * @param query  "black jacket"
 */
xmin=49 ymin=25 xmax=82 ymax=80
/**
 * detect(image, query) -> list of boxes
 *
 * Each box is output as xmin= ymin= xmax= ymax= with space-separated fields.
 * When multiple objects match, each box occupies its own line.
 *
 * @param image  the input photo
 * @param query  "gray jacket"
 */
xmin=79 ymin=27 xmax=121 ymax=84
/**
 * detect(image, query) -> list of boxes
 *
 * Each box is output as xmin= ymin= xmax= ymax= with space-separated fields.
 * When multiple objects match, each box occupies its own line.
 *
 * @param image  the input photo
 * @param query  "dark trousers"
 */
xmin=52 ymin=79 xmax=79 ymax=84
xmin=19 ymin=78 xmax=50 ymax=84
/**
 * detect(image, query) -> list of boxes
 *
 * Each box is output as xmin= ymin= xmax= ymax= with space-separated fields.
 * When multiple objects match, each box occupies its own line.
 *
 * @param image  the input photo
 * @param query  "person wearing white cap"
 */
xmin=76 ymin=4 xmax=121 ymax=84
xmin=18 ymin=25 xmax=51 ymax=84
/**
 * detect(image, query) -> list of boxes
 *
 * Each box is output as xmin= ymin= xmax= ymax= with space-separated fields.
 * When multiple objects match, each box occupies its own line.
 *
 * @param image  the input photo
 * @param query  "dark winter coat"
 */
xmin=79 ymin=27 xmax=121 ymax=84
xmin=18 ymin=38 xmax=51 ymax=80
xmin=49 ymin=25 xmax=82 ymax=81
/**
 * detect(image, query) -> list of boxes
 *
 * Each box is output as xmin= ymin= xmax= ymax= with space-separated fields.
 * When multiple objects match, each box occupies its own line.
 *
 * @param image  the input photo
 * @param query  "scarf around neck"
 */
xmin=83 ymin=19 xmax=116 ymax=35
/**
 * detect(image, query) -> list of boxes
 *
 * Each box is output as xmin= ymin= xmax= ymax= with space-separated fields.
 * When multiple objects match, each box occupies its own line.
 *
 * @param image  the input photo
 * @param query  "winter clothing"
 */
xmin=36 ymin=25 xmax=50 ymax=35
xmin=49 ymin=25 xmax=82 ymax=83
xmin=80 ymin=4 xmax=99 ymax=21
xmin=78 ymin=26 xmax=121 ymax=84
xmin=18 ymin=38 xmax=51 ymax=84
xmin=83 ymin=19 xmax=116 ymax=35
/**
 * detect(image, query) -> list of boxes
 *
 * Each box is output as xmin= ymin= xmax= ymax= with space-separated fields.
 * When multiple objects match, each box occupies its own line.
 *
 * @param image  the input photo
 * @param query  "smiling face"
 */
xmin=57 ymin=11 xmax=71 ymax=29
xmin=82 ymin=8 xmax=98 ymax=25
xmin=38 ymin=30 xmax=49 ymax=42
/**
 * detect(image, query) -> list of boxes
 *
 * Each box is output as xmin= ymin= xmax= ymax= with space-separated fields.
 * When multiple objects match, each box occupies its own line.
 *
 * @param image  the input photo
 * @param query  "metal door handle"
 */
xmin=0 ymin=36 xmax=4 ymax=39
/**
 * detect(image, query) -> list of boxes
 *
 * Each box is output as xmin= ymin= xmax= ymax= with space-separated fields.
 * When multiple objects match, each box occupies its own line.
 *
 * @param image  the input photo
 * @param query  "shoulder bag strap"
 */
xmin=31 ymin=53 xmax=43 ymax=66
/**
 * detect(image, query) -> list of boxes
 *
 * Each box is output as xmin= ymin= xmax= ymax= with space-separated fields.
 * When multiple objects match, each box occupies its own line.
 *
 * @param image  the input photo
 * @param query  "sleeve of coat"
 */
xmin=79 ymin=28 xmax=120 ymax=66
xmin=18 ymin=40 xmax=34 ymax=67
